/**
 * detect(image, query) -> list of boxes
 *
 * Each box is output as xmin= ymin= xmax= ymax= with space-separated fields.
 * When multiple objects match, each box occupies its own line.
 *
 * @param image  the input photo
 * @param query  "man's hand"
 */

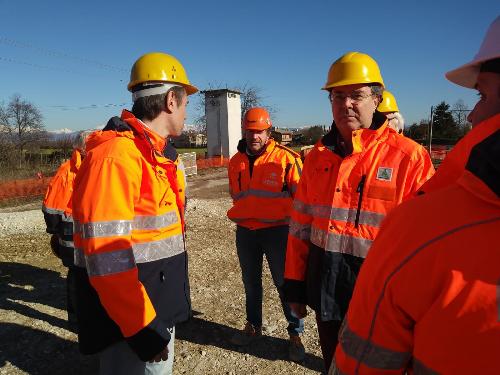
xmin=148 ymin=346 xmax=169 ymax=363
xmin=289 ymin=303 xmax=307 ymax=319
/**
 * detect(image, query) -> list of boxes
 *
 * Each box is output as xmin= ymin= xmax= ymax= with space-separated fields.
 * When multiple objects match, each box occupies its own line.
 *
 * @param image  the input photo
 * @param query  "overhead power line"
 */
xmin=0 ymin=36 xmax=128 ymax=73
xmin=0 ymin=55 xmax=93 ymax=76
xmin=46 ymin=102 xmax=130 ymax=111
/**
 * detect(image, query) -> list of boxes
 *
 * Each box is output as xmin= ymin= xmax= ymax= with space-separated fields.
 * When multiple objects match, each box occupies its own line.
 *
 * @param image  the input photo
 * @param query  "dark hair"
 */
xmin=131 ymin=85 xmax=186 ymax=122
xmin=480 ymin=58 xmax=500 ymax=74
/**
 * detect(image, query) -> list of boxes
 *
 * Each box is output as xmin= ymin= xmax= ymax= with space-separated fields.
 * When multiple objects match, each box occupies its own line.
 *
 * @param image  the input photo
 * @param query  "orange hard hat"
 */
xmin=243 ymin=107 xmax=272 ymax=131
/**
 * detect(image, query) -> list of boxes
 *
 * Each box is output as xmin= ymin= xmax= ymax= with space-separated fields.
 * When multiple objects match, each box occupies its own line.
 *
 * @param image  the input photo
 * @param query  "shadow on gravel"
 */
xmin=0 ymin=262 xmax=72 ymax=332
xmin=0 ymin=323 xmax=98 ymax=375
xmin=177 ymin=313 xmax=324 ymax=373
xmin=0 ymin=262 xmax=98 ymax=374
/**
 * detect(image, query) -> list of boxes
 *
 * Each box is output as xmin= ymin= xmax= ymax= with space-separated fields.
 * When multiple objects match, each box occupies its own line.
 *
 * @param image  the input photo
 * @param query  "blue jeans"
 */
xmin=236 ymin=225 xmax=304 ymax=336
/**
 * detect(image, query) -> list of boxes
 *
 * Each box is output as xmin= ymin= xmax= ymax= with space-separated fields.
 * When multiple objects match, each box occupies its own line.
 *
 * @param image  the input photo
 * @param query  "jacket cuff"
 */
xmin=43 ymin=213 xmax=61 ymax=234
xmin=283 ymin=279 xmax=307 ymax=304
xmin=126 ymin=316 xmax=171 ymax=362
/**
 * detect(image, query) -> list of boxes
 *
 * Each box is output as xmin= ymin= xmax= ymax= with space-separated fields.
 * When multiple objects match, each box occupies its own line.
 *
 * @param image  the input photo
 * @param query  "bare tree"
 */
xmin=193 ymin=82 xmax=277 ymax=134
xmin=452 ymin=99 xmax=471 ymax=136
xmin=0 ymin=94 xmax=45 ymax=165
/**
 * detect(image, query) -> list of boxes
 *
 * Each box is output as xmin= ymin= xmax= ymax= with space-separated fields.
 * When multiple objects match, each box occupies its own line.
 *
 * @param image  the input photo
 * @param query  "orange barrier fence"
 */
xmin=196 ymin=156 xmax=229 ymax=169
xmin=0 ymin=177 xmax=52 ymax=202
xmin=0 ymin=157 xmax=230 ymax=202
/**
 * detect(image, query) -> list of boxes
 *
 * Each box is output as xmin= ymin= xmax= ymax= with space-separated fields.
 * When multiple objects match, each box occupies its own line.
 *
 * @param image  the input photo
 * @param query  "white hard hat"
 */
xmin=446 ymin=16 xmax=500 ymax=88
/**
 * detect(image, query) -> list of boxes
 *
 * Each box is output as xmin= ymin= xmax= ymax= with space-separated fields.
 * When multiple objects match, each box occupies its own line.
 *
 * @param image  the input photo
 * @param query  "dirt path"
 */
xmin=0 ymin=168 xmax=323 ymax=374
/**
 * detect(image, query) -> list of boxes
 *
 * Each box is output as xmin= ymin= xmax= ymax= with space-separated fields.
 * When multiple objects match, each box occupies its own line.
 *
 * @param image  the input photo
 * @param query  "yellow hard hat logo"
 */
xmin=128 ymin=52 xmax=198 ymax=95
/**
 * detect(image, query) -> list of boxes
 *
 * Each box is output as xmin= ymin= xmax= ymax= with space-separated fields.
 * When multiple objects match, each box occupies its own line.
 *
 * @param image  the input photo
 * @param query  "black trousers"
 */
xmin=315 ymin=314 xmax=342 ymax=372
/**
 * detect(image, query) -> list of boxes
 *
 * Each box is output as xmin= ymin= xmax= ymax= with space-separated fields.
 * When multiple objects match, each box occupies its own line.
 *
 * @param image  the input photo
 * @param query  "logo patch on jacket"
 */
xmin=263 ymin=172 xmax=280 ymax=187
xmin=376 ymin=167 xmax=393 ymax=181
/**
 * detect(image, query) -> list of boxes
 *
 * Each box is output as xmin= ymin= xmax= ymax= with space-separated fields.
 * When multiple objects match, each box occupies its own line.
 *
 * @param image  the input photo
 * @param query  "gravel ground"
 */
xmin=0 ymin=169 xmax=323 ymax=374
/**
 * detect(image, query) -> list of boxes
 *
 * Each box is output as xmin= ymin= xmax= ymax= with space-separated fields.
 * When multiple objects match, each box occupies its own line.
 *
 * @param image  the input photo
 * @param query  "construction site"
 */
xmin=0 ymin=166 xmax=324 ymax=375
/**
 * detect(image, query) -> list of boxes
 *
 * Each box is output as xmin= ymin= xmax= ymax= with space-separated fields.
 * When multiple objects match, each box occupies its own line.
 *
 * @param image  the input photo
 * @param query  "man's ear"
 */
xmin=164 ymin=91 xmax=176 ymax=113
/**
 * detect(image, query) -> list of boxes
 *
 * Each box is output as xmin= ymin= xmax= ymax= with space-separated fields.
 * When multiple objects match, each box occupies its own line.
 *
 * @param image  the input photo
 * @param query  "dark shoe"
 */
xmin=229 ymin=322 xmax=262 ymax=346
xmin=288 ymin=334 xmax=306 ymax=362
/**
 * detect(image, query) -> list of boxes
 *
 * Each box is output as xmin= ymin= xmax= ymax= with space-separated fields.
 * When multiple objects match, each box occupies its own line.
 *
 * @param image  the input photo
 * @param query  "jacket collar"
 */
xmin=463 ymin=129 xmax=500 ymax=199
xmin=320 ymin=111 xmax=388 ymax=156
xmin=121 ymin=110 xmax=166 ymax=154
xmin=237 ymin=138 xmax=275 ymax=157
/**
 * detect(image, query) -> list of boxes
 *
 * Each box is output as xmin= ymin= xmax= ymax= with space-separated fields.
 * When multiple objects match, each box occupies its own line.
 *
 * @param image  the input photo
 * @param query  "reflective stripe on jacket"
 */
xmin=42 ymin=149 xmax=82 ymax=267
xmin=72 ymin=110 xmax=190 ymax=361
xmin=334 ymin=131 xmax=500 ymax=374
xmin=284 ymin=119 xmax=435 ymax=321
xmin=227 ymin=138 xmax=303 ymax=230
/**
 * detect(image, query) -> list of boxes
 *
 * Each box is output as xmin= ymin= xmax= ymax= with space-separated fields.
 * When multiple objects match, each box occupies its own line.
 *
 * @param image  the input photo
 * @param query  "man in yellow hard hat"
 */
xmin=378 ymin=90 xmax=405 ymax=134
xmin=72 ymin=52 xmax=197 ymax=375
xmin=227 ymin=107 xmax=306 ymax=361
xmin=332 ymin=16 xmax=500 ymax=375
xmin=282 ymin=51 xmax=435 ymax=371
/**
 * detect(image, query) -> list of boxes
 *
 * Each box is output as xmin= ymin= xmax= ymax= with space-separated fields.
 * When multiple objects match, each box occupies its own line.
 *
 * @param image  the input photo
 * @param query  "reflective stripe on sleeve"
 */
xmin=292 ymin=202 xmax=385 ymax=228
xmin=413 ymin=358 xmax=440 ymax=375
xmin=340 ymin=321 xmax=411 ymax=370
xmin=42 ymin=206 xmax=65 ymax=216
xmin=82 ymin=220 xmax=132 ymax=239
xmin=132 ymin=234 xmax=185 ymax=263
xmin=58 ymin=238 xmax=75 ymax=248
xmin=83 ymin=234 xmax=185 ymax=275
xmin=133 ymin=211 xmax=178 ymax=230
xmin=293 ymin=199 xmax=311 ymax=215
xmin=289 ymin=219 xmax=311 ymax=241
xmin=86 ymin=248 xmax=136 ymax=277
xmin=78 ymin=212 xmax=180 ymax=239
xmin=74 ymin=247 xmax=86 ymax=268
xmin=61 ymin=215 xmax=73 ymax=223
xmin=233 ymin=189 xmax=291 ymax=201
xmin=310 ymin=227 xmax=372 ymax=258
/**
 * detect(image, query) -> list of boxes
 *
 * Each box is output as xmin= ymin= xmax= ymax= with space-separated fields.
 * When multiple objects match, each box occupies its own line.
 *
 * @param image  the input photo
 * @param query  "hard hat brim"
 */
xmin=445 ymin=54 xmax=500 ymax=89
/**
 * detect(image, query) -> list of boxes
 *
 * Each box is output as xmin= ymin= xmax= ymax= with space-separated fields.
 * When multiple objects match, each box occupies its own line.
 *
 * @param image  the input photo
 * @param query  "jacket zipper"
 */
xmin=354 ymin=175 xmax=366 ymax=228
xmin=238 ymin=171 xmax=242 ymax=192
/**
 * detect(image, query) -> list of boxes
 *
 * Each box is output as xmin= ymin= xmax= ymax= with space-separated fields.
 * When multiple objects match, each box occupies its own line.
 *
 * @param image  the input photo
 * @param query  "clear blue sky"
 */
xmin=1 ymin=0 xmax=498 ymax=131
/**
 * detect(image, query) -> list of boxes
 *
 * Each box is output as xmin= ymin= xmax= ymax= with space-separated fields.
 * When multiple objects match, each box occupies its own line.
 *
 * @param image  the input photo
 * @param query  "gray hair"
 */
xmin=73 ymin=129 xmax=97 ymax=150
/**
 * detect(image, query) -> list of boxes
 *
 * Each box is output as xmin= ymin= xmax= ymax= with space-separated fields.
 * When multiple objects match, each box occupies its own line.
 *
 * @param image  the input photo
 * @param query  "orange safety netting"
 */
xmin=0 ymin=157 xmax=230 ymax=202
xmin=0 ymin=177 xmax=52 ymax=202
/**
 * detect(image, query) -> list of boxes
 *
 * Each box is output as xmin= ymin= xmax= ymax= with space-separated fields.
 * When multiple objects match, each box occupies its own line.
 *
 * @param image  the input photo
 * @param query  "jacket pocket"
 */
xmin=367 ymin=185 xmax=396 ymax=201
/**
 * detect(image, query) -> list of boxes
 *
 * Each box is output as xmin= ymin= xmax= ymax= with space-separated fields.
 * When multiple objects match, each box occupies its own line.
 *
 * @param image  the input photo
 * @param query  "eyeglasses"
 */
xmin=329 ymin=91 xmax=373 ymax=104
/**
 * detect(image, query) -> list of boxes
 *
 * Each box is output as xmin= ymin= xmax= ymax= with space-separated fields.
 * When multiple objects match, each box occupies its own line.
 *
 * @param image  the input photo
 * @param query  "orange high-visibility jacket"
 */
xmin=227 ymin=138 xmax=303 ymax=230
xmin=284 ymin=121 xmax=435 ymax=321
xmin=42 ymin=149 xmax=82 ymax=267
xmin=419 ymin=113 xmax=499 ymax=194
xmin=334 ymin=131 xmax=500 ymax=375
xmin=72 ymin=110 xmax=189 ymax=361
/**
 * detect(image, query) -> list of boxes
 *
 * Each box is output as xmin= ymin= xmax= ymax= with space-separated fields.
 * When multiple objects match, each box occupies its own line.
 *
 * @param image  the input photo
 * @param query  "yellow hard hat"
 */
xmin=322 ymin=52 xmax=385 ymax=90
xmin=377 ymin=90 xmax=399 ymax=113
xmin=128 ymin=52 xmax=198 ymax=95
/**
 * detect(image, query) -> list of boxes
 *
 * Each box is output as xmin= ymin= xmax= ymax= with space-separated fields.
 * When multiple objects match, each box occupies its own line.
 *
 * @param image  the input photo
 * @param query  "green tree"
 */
xmin=432 ymin=101 xmax=461 ymax=141
xmin=299 ymin=125 xmax=327 ymax=145
xmin=405 ymin=120 xmax=428 ymax=142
